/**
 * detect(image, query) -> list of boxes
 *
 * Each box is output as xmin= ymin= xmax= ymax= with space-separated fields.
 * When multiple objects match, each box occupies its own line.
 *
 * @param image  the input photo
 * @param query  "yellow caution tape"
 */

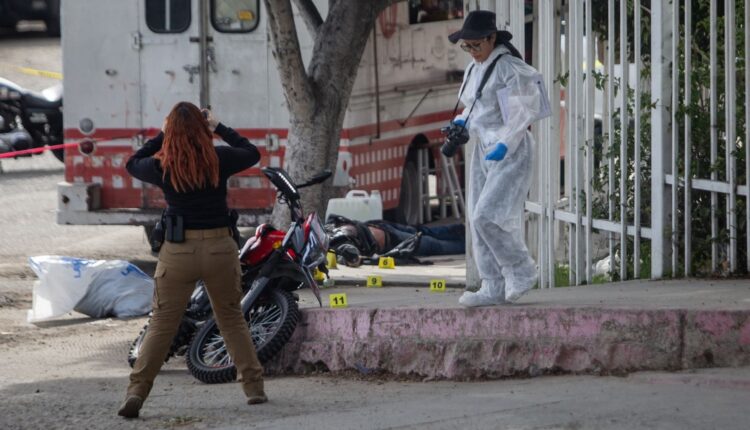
xmin=18 ymin=67 xmax=63 ymax=80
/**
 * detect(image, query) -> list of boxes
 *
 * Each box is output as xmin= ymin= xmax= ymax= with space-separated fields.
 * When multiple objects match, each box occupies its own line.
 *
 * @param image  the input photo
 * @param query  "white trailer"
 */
xmin=57 ymin=0 xmax=475 ymax=227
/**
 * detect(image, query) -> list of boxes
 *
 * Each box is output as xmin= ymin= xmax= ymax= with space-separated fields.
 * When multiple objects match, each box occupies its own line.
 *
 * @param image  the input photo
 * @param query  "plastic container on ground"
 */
xmin=325 ymin=190 xmax=383 ymax=222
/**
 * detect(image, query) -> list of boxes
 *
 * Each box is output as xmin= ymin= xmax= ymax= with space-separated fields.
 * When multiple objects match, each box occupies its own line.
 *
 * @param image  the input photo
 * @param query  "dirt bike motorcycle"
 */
xmin=0 ymin=77 xmax=64 ymax=161
xmin=128 ymin=167 xmax=331 ymax=384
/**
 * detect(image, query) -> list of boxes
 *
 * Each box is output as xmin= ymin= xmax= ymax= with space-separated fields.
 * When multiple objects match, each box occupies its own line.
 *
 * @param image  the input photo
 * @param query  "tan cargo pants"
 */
xmin=127 ymin=227 xmax=263 ymax=400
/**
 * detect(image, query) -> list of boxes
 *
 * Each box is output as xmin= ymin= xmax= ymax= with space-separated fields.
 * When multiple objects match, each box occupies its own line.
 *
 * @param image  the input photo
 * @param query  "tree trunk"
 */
xmin=270 ymin=98 xmax=346 ymax=225
xmin=265 ymin=0 xmax=396 ymax=226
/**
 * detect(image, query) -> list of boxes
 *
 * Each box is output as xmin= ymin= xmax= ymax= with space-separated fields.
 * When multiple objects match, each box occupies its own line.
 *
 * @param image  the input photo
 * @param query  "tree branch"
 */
xmin=291 ymin=0 xmax=322 ymax=38
xmin=264 ymin=0 xmax=314 ymax=113
xmin=308 ymin=0 xmax=398 ymax=101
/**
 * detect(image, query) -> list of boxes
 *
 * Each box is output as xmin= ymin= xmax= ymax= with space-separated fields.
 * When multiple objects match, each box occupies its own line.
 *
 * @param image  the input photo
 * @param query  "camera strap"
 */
xmin=451 ymin=53 xmax=505 ymax=123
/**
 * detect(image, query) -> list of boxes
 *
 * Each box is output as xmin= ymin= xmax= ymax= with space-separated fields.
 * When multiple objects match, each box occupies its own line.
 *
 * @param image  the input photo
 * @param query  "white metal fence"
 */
xmin=488 ymin=0 xmax=749 ymax=286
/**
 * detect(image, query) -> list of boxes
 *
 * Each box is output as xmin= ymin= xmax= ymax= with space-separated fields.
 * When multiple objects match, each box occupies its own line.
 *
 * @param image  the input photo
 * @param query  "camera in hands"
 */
xmin=440 ymin=119 xmax=470 ymax=157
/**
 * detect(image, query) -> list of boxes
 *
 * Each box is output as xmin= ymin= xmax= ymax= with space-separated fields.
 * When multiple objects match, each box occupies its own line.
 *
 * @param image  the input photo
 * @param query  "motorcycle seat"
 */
xmin=22 ymin=85 xmax=63 ymax=109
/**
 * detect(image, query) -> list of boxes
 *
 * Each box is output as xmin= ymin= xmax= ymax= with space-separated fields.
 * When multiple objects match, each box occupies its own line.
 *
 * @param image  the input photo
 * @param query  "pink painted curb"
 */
xmin=266 ymin=307 xmax=750 ymax=379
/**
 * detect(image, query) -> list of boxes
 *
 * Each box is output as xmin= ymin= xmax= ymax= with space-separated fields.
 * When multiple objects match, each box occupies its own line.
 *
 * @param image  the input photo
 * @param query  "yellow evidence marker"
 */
xmin=378 ymin=256 xmax=396 ymax=269
xmin=329 ymin=293 xmax=348 ymax=308
xmin=326 ymin=251 xmax=338 ymax=269
xmin=429 ymin=279 xmax=447 ymax=292
xmin=367 ymin=275 xmax=383 ymax=287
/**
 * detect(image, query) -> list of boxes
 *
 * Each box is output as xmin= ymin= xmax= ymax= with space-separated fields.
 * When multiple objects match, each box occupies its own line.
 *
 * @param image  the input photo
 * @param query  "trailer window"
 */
xmin=409 ymin=0 xmax=463 ymax=24
xmin=211 ymin=0 xmax=259 ymax=33
xmin=146 ymin=0 xmax=191 ymax=33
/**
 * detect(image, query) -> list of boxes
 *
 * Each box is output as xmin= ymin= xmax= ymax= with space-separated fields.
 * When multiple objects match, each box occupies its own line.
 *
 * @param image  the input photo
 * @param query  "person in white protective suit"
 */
xmin=443 ymin=10 xmax=551 ymax=306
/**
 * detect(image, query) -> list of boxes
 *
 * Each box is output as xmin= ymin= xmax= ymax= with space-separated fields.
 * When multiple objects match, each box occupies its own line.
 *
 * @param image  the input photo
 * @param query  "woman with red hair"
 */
xmin=119 ymin=102 xmax=266 ymax=418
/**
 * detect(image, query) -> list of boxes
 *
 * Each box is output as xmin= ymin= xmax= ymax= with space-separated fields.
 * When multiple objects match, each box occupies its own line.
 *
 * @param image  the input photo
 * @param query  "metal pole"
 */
xmin=634 ymin=0 xmax=642 ymax=278
xmin=684 ymin=0 xmax=692 ymax=276
xmin=571 ymin=0 xmax=580 ymax=285
xmin=585 ymin=0 xmax=594 ymax=284
xmin=726 ymin=0 xmax=738 ymax=272
xmin=651 ymin=0 xmax=671 ymax=279
xmin=576 ymin=0 xmax=585 ymax=284
xmin=620 ymin=0 xmax=629 ymax=280
xmin=710 ymin=0 xmax=719 ymax=272
xmin=198 ymin=0 xmax=210 ymax=108
xmin=671 ymin=0 xmax=679 ymax=276
xmin=608 ymin=0 xmax=615 ymax=278
xmin=538 ymin=0 xmax=550 ymax=288
xmin=566 ymin=4 xmax=575 ymax=286
xmin=550 ymin=0 xmax=563 ymax=288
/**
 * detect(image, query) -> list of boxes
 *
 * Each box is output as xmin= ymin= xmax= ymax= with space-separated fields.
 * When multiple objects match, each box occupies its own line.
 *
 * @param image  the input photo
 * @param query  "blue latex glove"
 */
xmin=485 ymin=142 xmax=508 ymax=161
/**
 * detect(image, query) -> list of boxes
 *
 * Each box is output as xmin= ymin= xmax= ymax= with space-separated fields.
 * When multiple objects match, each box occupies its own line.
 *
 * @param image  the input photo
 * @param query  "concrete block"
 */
xmin=266 ymin=306 xmax=750 ymax=380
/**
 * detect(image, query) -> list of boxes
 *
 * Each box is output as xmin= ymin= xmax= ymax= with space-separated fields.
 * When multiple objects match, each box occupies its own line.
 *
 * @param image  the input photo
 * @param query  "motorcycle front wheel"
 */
xmin=186 ymin=287 xmax=299 ymax=384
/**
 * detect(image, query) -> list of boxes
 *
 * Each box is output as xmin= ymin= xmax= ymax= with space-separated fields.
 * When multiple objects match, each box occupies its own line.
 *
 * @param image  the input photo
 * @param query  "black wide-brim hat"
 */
xmin=449 ymin=10 xmax=510 ymax=44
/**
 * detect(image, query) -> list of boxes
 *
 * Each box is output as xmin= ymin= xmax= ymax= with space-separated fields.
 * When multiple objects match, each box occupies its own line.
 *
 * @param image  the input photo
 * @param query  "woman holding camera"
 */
xmin=444 ymin=11 xmax=550 ymax=307
xmin=118 ymin=102 xmax=267 ymax=418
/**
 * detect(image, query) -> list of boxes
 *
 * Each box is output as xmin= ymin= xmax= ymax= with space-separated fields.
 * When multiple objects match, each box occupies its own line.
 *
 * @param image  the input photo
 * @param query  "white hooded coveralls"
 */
xmin=457 ymin=45 xmax=550 ymax=305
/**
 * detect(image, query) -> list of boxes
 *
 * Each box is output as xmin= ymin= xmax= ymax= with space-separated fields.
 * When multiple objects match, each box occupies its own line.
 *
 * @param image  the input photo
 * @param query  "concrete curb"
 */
xmin=266 ymin=307 xmax=750 ymax=379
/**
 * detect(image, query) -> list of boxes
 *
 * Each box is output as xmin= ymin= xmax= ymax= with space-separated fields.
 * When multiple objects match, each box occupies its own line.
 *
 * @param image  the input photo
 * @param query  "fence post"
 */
xmin=650 ymin=0 xmax=673 ymax=278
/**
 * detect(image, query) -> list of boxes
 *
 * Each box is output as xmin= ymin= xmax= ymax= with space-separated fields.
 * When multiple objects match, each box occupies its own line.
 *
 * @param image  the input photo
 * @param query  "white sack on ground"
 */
xmin=27 ymin=256 xmax=154 ymax=322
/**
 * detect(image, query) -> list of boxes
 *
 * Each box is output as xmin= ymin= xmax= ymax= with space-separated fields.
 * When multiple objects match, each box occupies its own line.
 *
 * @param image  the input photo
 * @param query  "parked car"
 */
xmin=0 ymin=0 xmax=61 ymax=36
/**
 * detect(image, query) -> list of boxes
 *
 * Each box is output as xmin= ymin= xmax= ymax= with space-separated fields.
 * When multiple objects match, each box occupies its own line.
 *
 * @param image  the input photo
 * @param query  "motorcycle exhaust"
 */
xmin=0 ymin=130 xmax=33 ymax=154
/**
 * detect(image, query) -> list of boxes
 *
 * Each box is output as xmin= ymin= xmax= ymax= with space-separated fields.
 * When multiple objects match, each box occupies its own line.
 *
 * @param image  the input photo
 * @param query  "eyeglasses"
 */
xmin=460 ymin=40 xmax=486 ymax=52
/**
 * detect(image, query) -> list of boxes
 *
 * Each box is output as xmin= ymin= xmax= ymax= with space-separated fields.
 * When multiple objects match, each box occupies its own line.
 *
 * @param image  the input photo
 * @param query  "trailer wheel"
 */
xmin=395 ymin=161 xmax=420 ymax=225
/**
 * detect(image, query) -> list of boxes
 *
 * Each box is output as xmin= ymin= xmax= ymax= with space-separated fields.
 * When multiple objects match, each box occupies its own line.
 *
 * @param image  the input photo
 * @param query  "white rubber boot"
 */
xmin=458 ymin=279 xmax=506 ymax=307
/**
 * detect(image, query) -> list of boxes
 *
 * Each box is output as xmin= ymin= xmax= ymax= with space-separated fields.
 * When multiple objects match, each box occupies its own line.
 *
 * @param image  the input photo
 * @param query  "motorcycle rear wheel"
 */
xmin=186 ymin=287 xmax=299 ymax=384
xmin=127 ymin=317 xmax=195 ymax=368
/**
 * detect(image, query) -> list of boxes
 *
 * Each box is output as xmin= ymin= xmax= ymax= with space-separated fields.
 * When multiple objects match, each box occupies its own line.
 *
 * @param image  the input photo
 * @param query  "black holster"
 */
xmin=149 ymin=211 xmax=166 ymax=253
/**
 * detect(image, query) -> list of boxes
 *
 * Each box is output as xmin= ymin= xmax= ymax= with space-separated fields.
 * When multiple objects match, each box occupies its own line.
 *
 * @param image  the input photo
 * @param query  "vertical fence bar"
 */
xmin=620 ymin=0 xmax=629 ymax=280
xmin=634 ymin=0 xmax=642 ymax=278
xmin=684 ymin=0 xmax=692 ymax=276
xmin=550 ymin=1 xmax=562 ymax=288
xmin=671 ymin=0 xmax=679 ymax=276
xmin=566 ymin=5 xmax=575 ymax=286
xmin=576 ymin=1 xmax=586 ymax=285
xmin=585 ymin=0 xmax=594 ymax=284
xmin=537 ymin=0 xmax=548 ymax=288
xmin=710 ymin=0 xmax=719 ymax=272
xmin=650 ymin=0 xmax=670 ymax=279
xmin=607 ymin=0 xmax=615 ymax=277
xmin=570 ymin=1 xmax=583 ymax=285
xmin=745 ymin=0 xmax=749 ymax=271
xmin=726 ymin=0 xmax=738 ymax=272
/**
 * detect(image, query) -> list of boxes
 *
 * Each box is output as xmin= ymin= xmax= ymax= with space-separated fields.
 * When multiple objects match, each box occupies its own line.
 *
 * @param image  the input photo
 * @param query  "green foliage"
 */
xmin=561 ymin=0 xmax=747 ymax=278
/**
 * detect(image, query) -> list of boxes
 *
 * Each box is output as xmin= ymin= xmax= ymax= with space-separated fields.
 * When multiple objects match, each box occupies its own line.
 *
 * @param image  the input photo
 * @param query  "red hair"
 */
xmin=155 ymin=102 xmax=219 ymax=192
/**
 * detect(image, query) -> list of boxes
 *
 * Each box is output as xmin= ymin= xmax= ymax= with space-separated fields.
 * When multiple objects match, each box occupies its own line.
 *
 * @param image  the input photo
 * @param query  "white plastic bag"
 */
xmin=27 ymin=256 xmax=154 ymax=322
